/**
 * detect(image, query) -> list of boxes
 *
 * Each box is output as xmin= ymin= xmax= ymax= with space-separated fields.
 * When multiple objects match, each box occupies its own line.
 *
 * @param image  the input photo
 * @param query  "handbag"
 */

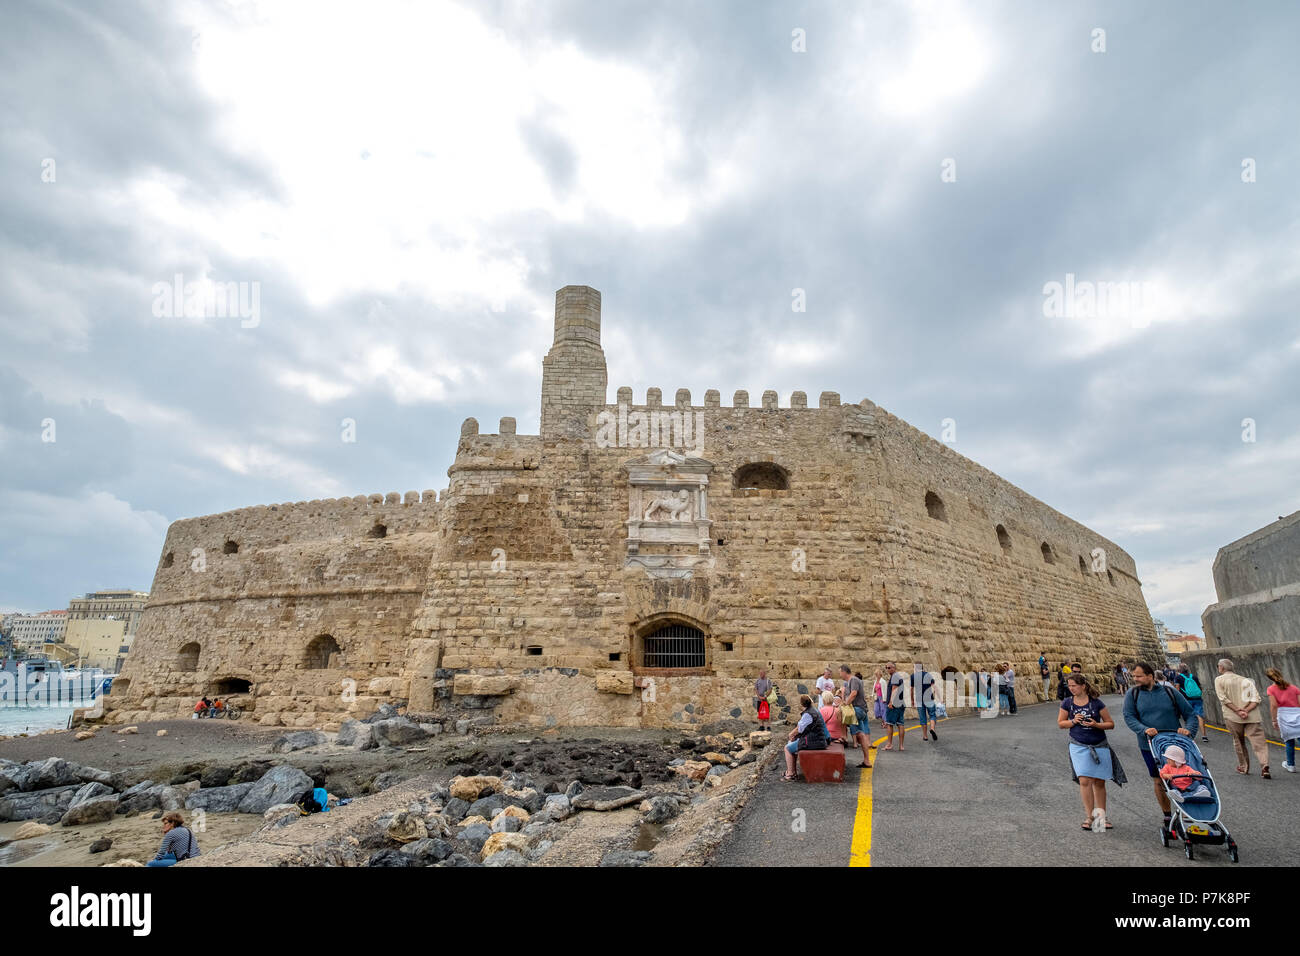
xmin=765 ymin=689 xmax=777 ymax=705
xmin=840 ymin=703 xmax=858 ymax=726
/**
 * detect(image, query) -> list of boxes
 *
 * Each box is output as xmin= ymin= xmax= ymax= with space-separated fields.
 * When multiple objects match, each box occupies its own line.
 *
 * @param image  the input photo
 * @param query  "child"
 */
xmin=1159 ymin=745 xmax=1211 ymax=801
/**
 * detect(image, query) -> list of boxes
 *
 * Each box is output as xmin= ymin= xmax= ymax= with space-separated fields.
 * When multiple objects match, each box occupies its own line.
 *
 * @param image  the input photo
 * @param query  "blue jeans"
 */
xmin=1287 ymin=739 xmax=1296 ymax=766
xmin=916 ymin=703 xmax=934 ymax=725
xmin=1187 ymin=698 xmax=1205 ymax=731
xmin=147 ymin=854 xmax=178 ymax=868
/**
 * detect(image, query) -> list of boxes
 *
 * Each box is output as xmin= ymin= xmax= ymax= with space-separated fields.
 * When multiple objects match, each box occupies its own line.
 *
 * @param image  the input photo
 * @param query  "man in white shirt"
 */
xmin=816 ymin=667 xmax=835 ymax=701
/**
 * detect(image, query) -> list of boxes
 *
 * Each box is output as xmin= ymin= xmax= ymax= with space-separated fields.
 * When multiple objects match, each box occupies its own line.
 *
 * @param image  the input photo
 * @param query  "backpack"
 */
xmin=1182 ymin=673 xmax=1201 ymax=698
xmin=1127 ymin=684 xmax=1186 ymax=729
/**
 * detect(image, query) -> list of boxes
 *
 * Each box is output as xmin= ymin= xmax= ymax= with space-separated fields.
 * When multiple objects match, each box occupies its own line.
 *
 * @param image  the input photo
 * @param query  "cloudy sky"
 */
xmin=1 ymin=0 xmax=1297 ymax=636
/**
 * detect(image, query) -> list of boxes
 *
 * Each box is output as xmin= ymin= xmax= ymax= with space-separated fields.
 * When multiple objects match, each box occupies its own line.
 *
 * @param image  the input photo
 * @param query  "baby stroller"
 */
xmin=1151 ymin=733 xmax=1238 ymax=863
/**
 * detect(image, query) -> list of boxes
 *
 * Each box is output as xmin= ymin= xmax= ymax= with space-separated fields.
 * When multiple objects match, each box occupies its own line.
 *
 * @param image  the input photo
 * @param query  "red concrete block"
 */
xmin=798 ymin=742 xmax=846 ymax=783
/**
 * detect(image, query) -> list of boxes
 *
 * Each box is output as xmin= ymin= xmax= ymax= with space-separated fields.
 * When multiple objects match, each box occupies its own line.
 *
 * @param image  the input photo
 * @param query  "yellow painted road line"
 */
xmin=849 ymin=718 xmax=948 ymax=867
xmin=1200 ymin=722 xmax=1287 ymax=747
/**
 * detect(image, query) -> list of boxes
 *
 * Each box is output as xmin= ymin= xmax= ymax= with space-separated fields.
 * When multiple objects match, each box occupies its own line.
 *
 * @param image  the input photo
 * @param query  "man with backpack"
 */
xmin=1177 ymin=663 xmax=1208 ymax=742
xmin=1122 ymin=662 xmax=1200 ymax=827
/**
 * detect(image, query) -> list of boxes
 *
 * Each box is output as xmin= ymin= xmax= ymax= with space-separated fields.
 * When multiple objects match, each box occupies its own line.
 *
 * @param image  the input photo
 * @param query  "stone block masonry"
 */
xmin=108 ymin=285 xmax=1163 ymax=730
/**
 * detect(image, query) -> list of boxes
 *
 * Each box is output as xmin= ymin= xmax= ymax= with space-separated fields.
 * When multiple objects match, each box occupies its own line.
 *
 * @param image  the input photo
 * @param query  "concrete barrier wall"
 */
xmin=1182 ymin=645 xmax=1300 ymax=728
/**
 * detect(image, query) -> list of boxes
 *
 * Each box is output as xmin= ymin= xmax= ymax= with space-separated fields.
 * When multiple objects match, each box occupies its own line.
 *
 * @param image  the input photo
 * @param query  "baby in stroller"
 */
xmin=1159 ymin=744 xmax=1212 ymax=802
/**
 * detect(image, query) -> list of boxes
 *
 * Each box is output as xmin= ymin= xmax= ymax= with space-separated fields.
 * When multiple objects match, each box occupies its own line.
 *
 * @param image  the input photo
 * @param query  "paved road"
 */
xmin=711 ymin=696 xmax=1292 ymax=867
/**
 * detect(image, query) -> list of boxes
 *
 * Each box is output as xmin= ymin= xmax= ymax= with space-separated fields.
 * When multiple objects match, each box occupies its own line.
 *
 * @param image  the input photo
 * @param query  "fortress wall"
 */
xmin=418 ymin=393 xmax=1159 ymax=730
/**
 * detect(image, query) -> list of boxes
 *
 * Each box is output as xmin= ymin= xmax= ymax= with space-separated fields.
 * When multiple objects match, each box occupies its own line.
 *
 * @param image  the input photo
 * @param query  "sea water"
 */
xmin=0 ymin=705 xmax=81 ymax=736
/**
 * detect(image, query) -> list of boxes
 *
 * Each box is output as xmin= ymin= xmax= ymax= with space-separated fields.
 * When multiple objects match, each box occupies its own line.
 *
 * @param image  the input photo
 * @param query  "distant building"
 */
xmin=6 ymin=611 xmax=68 ymax=651
xmin=67 ymin=589 xmax=149 ymax=638
xmin=1152 ymin=618 xmax=1169 ymax=655
xmin=62 ymin=618 xmax=132 ymax=672
xmin=1164 ymin=632 xmax=1204 ymax=665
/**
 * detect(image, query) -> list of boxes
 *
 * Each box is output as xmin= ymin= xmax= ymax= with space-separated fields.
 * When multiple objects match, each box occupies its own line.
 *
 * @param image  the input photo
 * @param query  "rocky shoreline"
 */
xmin=0 ymin=706 xmax=776 ymax=867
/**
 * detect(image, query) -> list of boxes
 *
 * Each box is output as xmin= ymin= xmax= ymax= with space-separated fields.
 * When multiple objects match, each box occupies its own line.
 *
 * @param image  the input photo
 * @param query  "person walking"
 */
xmin=1123 ymin=662 xmax=1200 ymax=829
xmin=1176 ymin=663 xmax=1208 ymax=742
xmin=914 ymin=665 xmax=938 ymax=740
xmin=754 ymin=668 xmax=774 ymax=730
xmin=1056 ymin=664 xmax=1070 ymax=701
xmin=1039 ymin=652 xmax=1051 ymax=701
xmin=840 ymin=664 xmax=873 ymax=768
xmin=1112 ymin=664 xmax=1126 ymax=694
xmin=871 ymin=667 xmax=888 ymax=731
xmin=882 ymin=662 xmax=908 ymax=751
xmin=1002 ymin=662 xmax=1017 ymax=714
xmin=783 ymin=694 xmax=830 ymax=781
xmin=1215 ymin=659 xmax=1270 ymax=778
xmin=1058 ymin=672 xmax=1124 ymax=830
xmin=1264 ymin=668 xmax=1300 ymax=773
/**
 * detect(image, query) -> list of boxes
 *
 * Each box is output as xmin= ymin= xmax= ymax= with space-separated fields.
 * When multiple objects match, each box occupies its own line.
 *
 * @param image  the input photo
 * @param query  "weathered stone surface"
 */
xmin=262 ymin=804 xmax=303 ymax=828
xmin=69 ymin=781 xmax=114 ymax=808
xmin=335 ymin=720 xmax=375 ymax=750
xmin=483 ymin=848 xmax=528 ymax=867
xmin=185 ymin=782 xmax=254 ymax=813
xmin=456 ymin=822 xmax=492 ymax=854
xmin=238 ymin=765 xmax=313 ymax=814
xmin=749 ymin=731 xmax=772 ymax=748
xmin=89 ymin=837 xmax=113 ymax=853
xmin=449 ymin=775 xmax=502 ymax=802
xmin=270 ymin=730 xmax=325 ymax=753
xmin=595 ymin=671 xmax=634 ymax=694
xmin=401 ymin=837 xmax=453 ymax=863
xmin=643 ymin=795 xmax=681 ymax=824
xmin=701 ymin=752 xmax=731 ymax=765
xmin=61 ymin=794 xmax=119 ymax=826
xmin=672 ymin=760 xmax=711 ymax=782
xmin=600 ymin=849 xmax=653 ymax=867
xmin=453 ymin=674 xmax=516 ymax=696
xmin=570 ymin=786 xmax=645 ymax=811
xmin=0 ymin=785 xmax=79 ymax=822
xmin=385 ymin=811 xmax=427 ymax=844
xmin=538 ymin=793 xmax=571 ymax=821
xmin=480 ymin=831 xmax=530 ymax=860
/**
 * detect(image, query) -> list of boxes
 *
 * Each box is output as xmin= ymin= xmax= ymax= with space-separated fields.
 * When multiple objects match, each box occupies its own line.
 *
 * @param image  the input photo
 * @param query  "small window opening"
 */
xmin=369 ymin=523 xmax=387 ymax=538
xmin=1041 ymin=542 xmax=1055 ymax=564
xmin=995 ymin=525 xmax=1011 ymax=553
xmin=526 ymin=645 xmax=543 ymax=656
xmin=223 ymin=540 xmax=239 ymax=554
xmin=925 ymin=491 xmax=947 ymax=522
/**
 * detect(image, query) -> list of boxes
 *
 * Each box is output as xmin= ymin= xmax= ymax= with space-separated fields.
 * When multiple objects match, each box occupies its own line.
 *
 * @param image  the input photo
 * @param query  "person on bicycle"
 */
xmin=208 ymin=697 xmax=223 ymax=718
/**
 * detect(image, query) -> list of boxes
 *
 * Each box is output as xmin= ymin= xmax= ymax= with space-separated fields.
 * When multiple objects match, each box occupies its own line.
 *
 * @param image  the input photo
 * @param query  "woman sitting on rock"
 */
xmin=147 ymin=811 xmax=201 ymax=867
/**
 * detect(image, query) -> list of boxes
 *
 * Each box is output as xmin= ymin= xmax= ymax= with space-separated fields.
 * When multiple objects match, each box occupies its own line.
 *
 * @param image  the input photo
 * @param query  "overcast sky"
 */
xmin=1 ymin=0 xmax=1297 ymax=636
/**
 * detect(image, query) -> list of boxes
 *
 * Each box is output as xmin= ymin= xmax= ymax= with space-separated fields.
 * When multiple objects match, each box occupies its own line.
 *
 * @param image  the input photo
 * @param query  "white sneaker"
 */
xmin=1284 ymin=763 xmax=1296 ymax=773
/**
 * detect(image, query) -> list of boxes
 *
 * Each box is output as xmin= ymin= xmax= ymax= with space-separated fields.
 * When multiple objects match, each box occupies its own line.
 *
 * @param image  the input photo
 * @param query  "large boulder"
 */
xmin=336 ymin=720 xmax=375 ymax=750
xmin=401 ymin=838 xmax=453 ymax=863
xmin=483 ymin=849 xmax=528 ymax=867
xmin=69 ymin=781 xmax=114 ymax=808
xmin=4 ymin=757 xmax=111 ymax=793
xmin=0 ymin=785 xmax=79 ymax=822
xmin=185 ymin=782 xmax=254 ymax=813
xmin=467 ymin=794 xmax=507 ymax=820
xmin=537 ymin=794 xmax=571 ymax=822
xmin=371 ymin=717 xmax=428 ymax=747
xmin=270 ymin=730 xmax=325 ymax=754
xmin=199 ymin=766 xmax=233 ymax=789
xmin=61 ymin=794 xmax=119 ymax=826
xmin=570 ymin=786 xmax=646 ymax=812
xmin=238 ymin=765 xmax=313 ymax=814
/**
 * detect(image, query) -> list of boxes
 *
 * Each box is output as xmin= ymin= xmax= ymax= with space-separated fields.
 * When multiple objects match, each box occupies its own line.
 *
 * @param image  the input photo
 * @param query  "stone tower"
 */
xmin=540 ymin=285 xmax=607 ymax=440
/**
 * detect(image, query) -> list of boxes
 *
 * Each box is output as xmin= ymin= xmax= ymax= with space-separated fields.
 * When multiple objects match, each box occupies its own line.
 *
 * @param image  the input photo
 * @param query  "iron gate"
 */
xmin=641 ymin=624 xmax=706 ymax=668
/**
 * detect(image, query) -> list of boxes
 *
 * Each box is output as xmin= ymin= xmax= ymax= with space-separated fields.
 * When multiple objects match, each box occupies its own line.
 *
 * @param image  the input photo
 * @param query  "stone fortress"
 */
xmin=106 ymin=286 xmax=1163 ymax=731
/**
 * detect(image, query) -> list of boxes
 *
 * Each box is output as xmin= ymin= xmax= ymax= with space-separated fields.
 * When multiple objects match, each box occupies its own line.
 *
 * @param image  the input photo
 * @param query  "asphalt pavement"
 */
xmin=710 ymin=696 xmax=1293 ymax=867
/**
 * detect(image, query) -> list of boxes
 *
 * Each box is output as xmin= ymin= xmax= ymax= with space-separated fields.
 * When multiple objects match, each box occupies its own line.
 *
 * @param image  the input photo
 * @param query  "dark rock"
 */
xmin=231 ymin=761 xmax=274 ymax=785
xmin=69 ymin=782 xmax=113 ymax=808
xmin=336 ymin=720 xmax=376 ymax=750
xmin=401 ymin=837 xmax=453 ymax=863
xmin=467 ymin=794 xmax=506 ymax=820
xmin=185 ymin=782 xmax=254 ymax=813
xmin=0 ymin=785 xmax=79 ymax=822
xmin=564 ymin=780 xmax=583 ymax=799
xmin=362 ymin=703 xmax=400 ymax=724
xmin=270 ymin=730 xmax=325 ymax=754
xmin=39 ymin=811 xmax=64 ymax=825
xmin=61 ymin=794 xmax=119 ymax=826
xmin=679 ymin=739 xmax=697 ymax=750
xmin=168 ymin=772 xmax=199 ymax=786
xmin=456 ymin=823 xmax=492 ymax=853
xmin=238 ymin=765 xmax=313 ymax=814
xmin=200 ymin=766 xmax=232 ymax=788
xmin=371 ymin=717 xmax=428 ymax=747
xmin=439 ymin=852 xmax=474 ymax=867
xmin=442 ymin=797 xmax=470 ymax=822
xmin=427 ymin=785 xmax=450 ymax=805
xmin=89 ymin=837 xmax=113 ymax=854
xmin=730 ymin=708 xmax=742 ymax=718
xmin=371 ymin=771 xmax=404 ymax=793
xmin=643 ymin=795 xmax=681 ymax=825
xmin=366 ymin=848 xmax=414 ymax=867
